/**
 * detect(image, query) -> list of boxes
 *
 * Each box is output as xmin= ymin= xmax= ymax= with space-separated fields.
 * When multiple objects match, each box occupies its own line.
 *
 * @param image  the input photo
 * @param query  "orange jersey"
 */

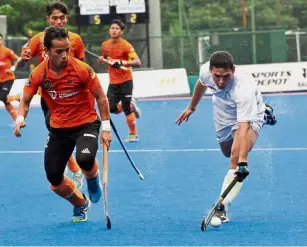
xmin=24 ymin=57 xmax=100 ymax=128
xmin=22 ymin=30 xmax=85 ymax=64
xmin=101 ymin=38 xmax=137 ymax=84
xmin=0 ymin=45 xmax=17 ymax=82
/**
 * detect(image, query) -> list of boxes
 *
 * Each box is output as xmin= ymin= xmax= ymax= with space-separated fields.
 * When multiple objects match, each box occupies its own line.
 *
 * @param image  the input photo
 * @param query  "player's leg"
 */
xmin=0 ymin=80 xmax=18 ymax=121
xmin=119 ymin=80 xmax=139 ymax=142
xmin=107 ymin=84 xmax=121 ymax=114
xmin=75 ymin=119 xmax=102 ymax=204
xmin=217 ymin=122 xmax=260 ymax=222
xmin=44 ymin=129 xmax=90 ymax=222
xmin=44 ymin=103 xmax=83 ymax=189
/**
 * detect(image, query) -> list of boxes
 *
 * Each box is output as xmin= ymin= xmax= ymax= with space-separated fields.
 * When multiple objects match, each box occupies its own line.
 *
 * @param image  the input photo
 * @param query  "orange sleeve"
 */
xmin=22 ymin=35 xmax=40 ymax=57
xmin=83 ymin=65 xmax=100 ymax=92
xmin=75 ymin=36 xmax=85 ymax=60
xmin=124 ymin=42 xmax=137 ymax=59
xmin=23 ymin=69 xmax=41 ymax=96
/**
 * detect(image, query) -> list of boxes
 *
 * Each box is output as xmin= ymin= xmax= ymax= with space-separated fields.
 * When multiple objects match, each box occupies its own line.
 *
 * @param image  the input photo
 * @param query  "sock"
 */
xmin=67 ymin=155 xmax=80 ymax=173
xmin=82 ymin=159 xmax=99 ymax=179
xmin=7 ymin=95 xmax=20 ymax=103
xmin=50 ymin=176 xmax=85 ymax=206
xmin=126 ymin=113 xmax=137 ymax=135
xmin=220 ymin=169 xmax=243 ymax=208
xmin=5 ymin=103 xmax=17 ymax=120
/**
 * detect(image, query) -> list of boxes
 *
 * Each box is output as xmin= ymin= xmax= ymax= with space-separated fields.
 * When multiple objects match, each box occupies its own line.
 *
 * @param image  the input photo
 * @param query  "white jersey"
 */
xmin=199 ymin=62 xmax=265 ymax=132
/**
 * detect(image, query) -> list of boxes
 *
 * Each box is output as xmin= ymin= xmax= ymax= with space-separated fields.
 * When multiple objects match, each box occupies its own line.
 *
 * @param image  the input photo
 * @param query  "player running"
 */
xmin=176 ymin=51 xmax=276 ymax=223
xmin=20 ymin=1 xmax=86 ymax=188
xmin=97 ymin=19 xmax=141 ymax=142
xmin=0 ymin=33 xmax=22 ymax=122
xmin=14 ymin=27 xmax=112 ymax=222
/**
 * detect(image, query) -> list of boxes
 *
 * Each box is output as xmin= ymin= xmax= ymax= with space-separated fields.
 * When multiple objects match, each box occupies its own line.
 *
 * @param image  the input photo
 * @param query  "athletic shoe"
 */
xmin=72 ymin=194 xmax=91 ymax=223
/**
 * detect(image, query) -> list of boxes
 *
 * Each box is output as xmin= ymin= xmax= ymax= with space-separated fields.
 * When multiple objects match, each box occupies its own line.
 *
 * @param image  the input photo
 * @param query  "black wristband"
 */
xmin=238 ymin=162 xmax=248 ymax=167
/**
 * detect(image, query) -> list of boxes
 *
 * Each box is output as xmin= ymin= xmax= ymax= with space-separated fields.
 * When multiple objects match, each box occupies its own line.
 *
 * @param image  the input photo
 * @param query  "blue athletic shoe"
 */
xmin=72 ymin=194 xmax=91 ymax=223
xmin=86 ymin=176 xmax=102 ymax=203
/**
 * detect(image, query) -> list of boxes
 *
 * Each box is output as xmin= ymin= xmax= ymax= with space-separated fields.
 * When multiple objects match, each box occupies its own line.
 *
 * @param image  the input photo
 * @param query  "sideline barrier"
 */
xmin=188 ymin=62 xmax=307 ymax=95
xmin=2 ymin=68 xmax=190 ymax=107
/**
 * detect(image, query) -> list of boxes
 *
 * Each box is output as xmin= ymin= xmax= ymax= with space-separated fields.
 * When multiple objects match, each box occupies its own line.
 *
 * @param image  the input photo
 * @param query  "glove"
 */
xmin=111 ymin=60 xmax=123 ymax=69
xmin=235 ymin=162 xmax=249 ymax=182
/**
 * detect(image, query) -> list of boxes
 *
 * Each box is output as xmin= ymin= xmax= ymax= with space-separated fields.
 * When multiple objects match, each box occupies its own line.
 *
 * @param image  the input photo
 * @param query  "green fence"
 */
xmin=5 ymin=29 xmax=307 ymax=78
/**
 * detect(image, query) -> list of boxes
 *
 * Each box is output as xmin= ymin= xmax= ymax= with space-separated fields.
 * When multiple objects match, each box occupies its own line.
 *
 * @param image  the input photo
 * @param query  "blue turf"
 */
xmin=0 ymin=95 xmax=306 ymax=245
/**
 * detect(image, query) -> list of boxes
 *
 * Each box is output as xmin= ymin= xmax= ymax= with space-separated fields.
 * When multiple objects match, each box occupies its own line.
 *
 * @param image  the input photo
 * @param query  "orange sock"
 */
xmin=67 ymin=155 xmax=80 ymax=173
xmin=5 ymin=103 xmax=17 ymax=120
xmin=50 ymin=176 xmax=85 ymax=206
xmin=126 ymin=113 xmax=137 ymax=135
xmin=7 ymin=95 xmax=20 ymax=103
xmin=82 ymin=159 xmax=99 ymax=179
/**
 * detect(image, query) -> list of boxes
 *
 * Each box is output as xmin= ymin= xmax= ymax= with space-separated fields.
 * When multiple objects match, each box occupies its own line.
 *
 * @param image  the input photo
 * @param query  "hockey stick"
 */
xmin=201 ymin=176 xmax=239 ymax=231
xmin=85 ymin=49 xmax=128 ymax=70
xmin=103 ymin=143 xmax=111 ymax=229
xmin=110 ymin=119 xmax=144 ymax=180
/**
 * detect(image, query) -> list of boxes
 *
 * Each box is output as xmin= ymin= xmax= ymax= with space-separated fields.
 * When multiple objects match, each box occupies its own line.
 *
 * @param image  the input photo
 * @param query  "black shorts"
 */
xmin=0 ymin=80 xmax=14 ymax=104
xmin=107 ymin=80 xmax=133 ymax=115
xmin=44 ymin=119 xmax=101 ymax=186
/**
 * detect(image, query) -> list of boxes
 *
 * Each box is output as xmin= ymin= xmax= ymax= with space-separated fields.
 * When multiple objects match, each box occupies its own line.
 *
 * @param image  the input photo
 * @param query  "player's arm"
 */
xmin=5 ymin=50 xmax=21 ymax=74
xmin=20 ymin=36 xmax=39 ymax=62
xmin=235 ymin=86 xmax=258 ymax=162
xmin=85 ymin=66 xmax=112 ymax=147
xmin=14 ymin=76 xmax=39 ymax=137
xmin=175 ymin=79 xmax=207 ymax=125
xmin=121 ymin=44 xmax=141 ymax=67
xmin=75 ymin=36 xmax=85 ymax=61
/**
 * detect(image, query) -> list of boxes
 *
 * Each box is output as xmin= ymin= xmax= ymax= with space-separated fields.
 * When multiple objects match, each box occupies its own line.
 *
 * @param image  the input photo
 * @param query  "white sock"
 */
xmin=220 ymin=169 xmax=243 ymax=208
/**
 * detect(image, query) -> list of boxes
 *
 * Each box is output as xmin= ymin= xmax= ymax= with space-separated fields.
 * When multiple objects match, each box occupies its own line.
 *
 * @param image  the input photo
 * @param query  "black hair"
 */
xmin=0 ymin=33 xmax=3 ymax=39
xmin=110 ymin=19 xmax=126 ymax=30
xmin=209 ymin=51 xmax=234 ymax=70
xmin=44 ymin=26 xmax=69 ymax=49
xmin=45 ymin=1 xmax=69 ymax=16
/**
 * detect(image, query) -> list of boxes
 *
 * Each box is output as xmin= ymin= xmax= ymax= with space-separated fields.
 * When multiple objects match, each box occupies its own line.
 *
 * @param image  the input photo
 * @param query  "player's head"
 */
xmin=46 ymin=1 xmax=69 ymax=28
xmin=0 ymin=33 xmax=3 ymax=46
xmin=44 ymin=27 xmax=70 ymax=69
xmin=109 ymin=19 xmax=125 ymax=38
xmin=209 ymin=51 xmax=235 ymax=89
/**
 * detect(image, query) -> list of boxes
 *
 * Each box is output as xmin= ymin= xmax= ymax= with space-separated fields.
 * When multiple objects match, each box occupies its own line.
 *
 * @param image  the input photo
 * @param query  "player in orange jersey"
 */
xmin=20 ymin=1 xmax=86 ymax=188
xmin=98 ymin=19 xmax=141 ymax=142
xmin=14 ymin=27 xmax=112 ymax=222
xmin=0 ymin=33 xmax=23 ymax=122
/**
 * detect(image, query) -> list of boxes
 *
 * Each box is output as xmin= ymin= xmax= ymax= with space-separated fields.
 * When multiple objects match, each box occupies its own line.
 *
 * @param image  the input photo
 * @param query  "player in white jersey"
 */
xmin=176 ymin=51 xmax=276 ymax=223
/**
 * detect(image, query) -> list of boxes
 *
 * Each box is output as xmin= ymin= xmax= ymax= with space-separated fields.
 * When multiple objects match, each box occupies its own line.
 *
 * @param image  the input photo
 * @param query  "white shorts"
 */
xmin=216 ymin=121 xmax=264 ymax=143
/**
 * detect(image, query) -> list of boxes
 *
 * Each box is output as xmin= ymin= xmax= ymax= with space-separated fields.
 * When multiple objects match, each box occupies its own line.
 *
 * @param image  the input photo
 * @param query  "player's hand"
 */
xmin=14 ymin=117 xmax=26 ymax=137
xmin=111 ymin=60 xmax=123 ymax=69
xmin=97 ymin=56 xmax=107 ymax=64
xmin=5 ymin=69 xmax=14 ymax=75
xmin=21 ymin=49 xmax=31 ymax=61
xmin=235 ymin=163 xmax=249 ymax=182
xmin=100 ymin=130 xmax=112 ymax=150
xmin=175 ymin=107 xmax=195 ymax=125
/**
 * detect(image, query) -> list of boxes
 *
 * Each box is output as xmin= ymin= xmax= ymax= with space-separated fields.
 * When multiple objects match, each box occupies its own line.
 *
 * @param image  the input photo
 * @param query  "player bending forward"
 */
xmin=14 ymin=27 xmax=112 ymax=222
xmin=176 ymin=51 xmax=276 ymax=223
